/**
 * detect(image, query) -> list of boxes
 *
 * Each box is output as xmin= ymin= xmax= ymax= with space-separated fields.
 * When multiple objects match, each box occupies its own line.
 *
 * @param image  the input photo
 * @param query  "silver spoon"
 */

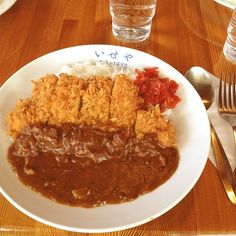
xmin=185 ymin=66 xmax=236 ymax=205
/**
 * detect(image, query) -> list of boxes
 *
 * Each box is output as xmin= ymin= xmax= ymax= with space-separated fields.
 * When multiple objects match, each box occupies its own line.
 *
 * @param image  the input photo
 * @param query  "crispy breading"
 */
xmin=135 ymin=107 xmax=176 ymax=147
xmin=31 ymin=74 xmax=58 ymax=123
xmin=110 ymin=74 xmax=139 ymax=128
xmin=7 ymin=74 xmax=59 ymax=138
xmin=49 ymin=73 xmax=84 ymax=124
xmin=80 ymin=76 xmax=113 ymax=124
xmin=7 ymin=99 xmax=37 ymax=138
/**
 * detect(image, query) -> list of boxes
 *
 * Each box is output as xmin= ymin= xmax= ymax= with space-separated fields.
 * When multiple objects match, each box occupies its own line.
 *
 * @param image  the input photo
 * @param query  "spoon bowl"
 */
xmin=185 ymin=66 xmax=214 ymax=109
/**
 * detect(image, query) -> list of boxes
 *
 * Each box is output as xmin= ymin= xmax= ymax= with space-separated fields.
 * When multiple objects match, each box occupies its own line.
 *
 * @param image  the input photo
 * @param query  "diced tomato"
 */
xmin=134 ymin=67 xmax=181 ymax=112
xmin=143 ymin=67 xmax=159 ymax=78
xmin=169 ymin=80 xmax=179 ymax=93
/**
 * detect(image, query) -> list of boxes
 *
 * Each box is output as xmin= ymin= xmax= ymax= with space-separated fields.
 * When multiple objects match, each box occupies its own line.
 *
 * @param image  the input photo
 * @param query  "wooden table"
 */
xmin=1 ymin=0 xmax=236 ymax=235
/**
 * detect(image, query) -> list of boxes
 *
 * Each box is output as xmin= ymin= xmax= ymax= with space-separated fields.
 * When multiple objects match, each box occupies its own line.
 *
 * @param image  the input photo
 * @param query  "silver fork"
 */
xmin=219 ymin=74 xmax=236 ymax=148
xmin=216 ymin=74 xmax=236 ymax=204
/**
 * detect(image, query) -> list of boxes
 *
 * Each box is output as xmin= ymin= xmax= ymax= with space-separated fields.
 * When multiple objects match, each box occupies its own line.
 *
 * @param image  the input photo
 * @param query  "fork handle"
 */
xmin=210 ymin=122 xmax=236 ymax=205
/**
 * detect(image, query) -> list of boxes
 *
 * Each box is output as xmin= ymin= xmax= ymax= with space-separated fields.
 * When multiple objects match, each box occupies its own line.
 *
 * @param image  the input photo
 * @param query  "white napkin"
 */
xmin=207 ymin=73 xmax=236 ymax=171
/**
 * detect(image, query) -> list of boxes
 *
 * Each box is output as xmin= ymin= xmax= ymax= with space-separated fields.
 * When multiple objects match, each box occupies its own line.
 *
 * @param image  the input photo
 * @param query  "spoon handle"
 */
xmin=210 ymin=121 xmax=236 ymax=205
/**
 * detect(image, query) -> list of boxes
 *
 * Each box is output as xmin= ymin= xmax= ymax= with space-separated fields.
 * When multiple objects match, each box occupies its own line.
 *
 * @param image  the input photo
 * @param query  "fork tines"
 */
xmin=219 ymin=74 xmax=236 ymax=113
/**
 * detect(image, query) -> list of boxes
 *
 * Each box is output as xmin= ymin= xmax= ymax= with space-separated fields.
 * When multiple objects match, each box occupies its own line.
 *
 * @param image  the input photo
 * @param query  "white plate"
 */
xmin=214 ymin=0 xmax=236 ymax=9
xmin=0 ymin=45 xmax=210 ymax=233
xmin=0 ymin=0 xmax=17 ymax=15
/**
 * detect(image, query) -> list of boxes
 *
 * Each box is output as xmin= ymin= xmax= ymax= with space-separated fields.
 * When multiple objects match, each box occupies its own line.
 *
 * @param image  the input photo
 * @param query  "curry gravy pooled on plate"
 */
xmin=7 ymin=66 xmax=180 ymax=207
xmin=8 ymin=123 xmax=179 ymax=207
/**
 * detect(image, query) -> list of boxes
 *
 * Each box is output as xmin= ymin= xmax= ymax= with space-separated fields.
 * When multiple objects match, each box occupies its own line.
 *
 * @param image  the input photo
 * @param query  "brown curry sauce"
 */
xmin=8 ymin=123 xmax=179 ymax=207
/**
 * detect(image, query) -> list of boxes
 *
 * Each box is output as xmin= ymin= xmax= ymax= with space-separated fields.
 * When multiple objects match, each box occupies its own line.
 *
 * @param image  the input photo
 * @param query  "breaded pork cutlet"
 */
xmin=80 ymin=76 xmax=113 ymax=124
xmin=110 ymin=74 xmax=139 ymax=128
xmin=135 ymin=107 xmax=176 ymax=147
xmin=49 ymin=73 xmax=85 ymax=124
xmin=7 ymin=72 xmax=177 ymax=147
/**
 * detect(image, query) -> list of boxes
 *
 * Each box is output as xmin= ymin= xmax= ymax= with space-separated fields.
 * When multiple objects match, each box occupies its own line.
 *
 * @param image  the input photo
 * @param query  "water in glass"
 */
xmin=110 ymin=0 xmax=157 ymax=42
xmin=223 ymin=7 xmax=236 ymax=64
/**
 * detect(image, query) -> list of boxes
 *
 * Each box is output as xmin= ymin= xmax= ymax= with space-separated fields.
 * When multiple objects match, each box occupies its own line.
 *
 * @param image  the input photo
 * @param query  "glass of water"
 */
xmin=110 ymin=0 xmax=157 ymax=42
xmin=223 ymin=7 xmax=236 ymax=64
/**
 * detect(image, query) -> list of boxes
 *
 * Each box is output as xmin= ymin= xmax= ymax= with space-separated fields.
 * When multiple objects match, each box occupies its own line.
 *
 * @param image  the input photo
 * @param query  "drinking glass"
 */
xmin=110 ymin=0 xmax=157 ymax=42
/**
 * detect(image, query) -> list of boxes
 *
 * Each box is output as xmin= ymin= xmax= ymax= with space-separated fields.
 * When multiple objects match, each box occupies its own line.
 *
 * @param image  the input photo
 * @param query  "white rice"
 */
xmin=61 ymin=60 xmax=136 ymax=80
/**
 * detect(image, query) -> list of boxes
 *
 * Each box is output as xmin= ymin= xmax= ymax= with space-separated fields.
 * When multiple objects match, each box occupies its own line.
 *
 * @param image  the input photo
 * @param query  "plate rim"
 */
xmin=0 ymin=0 xmax=17 ymax=15
xmin=214 ymin=0 xmax=236 ymax=9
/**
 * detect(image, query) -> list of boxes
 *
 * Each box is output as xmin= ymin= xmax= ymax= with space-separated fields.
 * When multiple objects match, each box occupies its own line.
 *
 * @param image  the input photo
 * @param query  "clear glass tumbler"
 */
xmin=110 ymin=0 xmax=157 ymax=42
xmin=223 ymin=7 xmax=236 ymax=64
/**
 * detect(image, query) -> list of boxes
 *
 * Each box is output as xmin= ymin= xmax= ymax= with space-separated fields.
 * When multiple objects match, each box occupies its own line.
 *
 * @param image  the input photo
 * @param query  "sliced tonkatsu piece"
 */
xmin=80 ymin=76 xmax=113 ymax=124
xmin=49 ymin=73 xmax=85 ymax=124
xmin=135 ymin=107 xmax=176 ymax=147
xmin=7 ymin=99 xmax=37 ymax=138
xmin=31 ymin=74 xmax=58 ymax=123
xmin=110 ymin=74 xmax=139 ymax=128
xmin=7 ymin=74 xmax=59 ymax=138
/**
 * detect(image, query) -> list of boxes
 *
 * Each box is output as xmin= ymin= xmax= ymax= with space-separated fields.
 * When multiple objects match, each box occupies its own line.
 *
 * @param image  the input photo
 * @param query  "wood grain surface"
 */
xmin=1 ymin=0 xmax=236 ymax=235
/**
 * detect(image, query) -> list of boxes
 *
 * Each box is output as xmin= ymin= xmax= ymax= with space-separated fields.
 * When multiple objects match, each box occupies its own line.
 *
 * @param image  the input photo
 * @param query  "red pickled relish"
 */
xmin=134 ymin=67 xmax=181 ymax=112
